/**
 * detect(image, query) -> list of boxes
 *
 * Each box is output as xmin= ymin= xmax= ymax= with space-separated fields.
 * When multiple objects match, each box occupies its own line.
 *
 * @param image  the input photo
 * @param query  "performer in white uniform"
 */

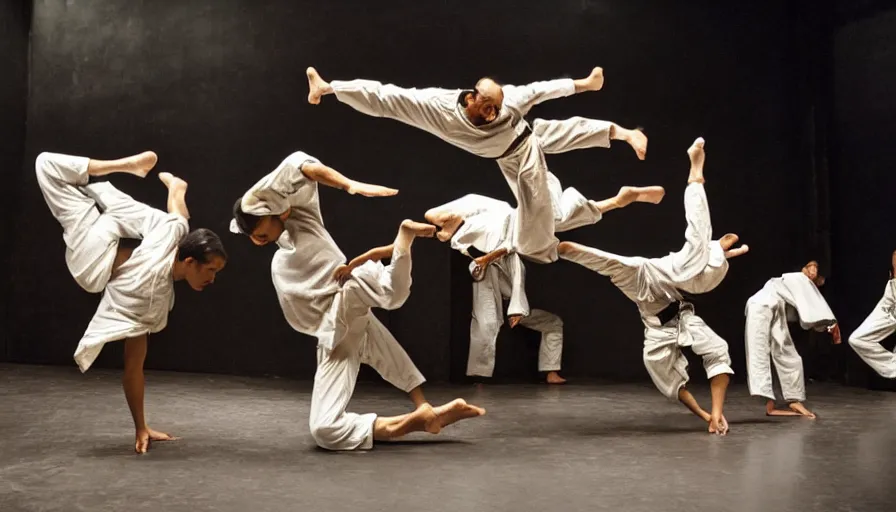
xmin=557 ymin=138 xmax=749 ymax=435
xmin=426 ymin=115 xmax=665 ymax=279
xmin=36 ymin=151 xmax=228 ymax=453
xmin=305 ymin=66 xmax=648 ymax=265
xmin=230 ymin=151 xmax=485 ymax=451
xmin=848 ymin=251 xmax=896 ymax=379
xmin=745 ymin=262 xmax=841 ymax=419
xmin=426 ymin=180 xmax=665 ymax=384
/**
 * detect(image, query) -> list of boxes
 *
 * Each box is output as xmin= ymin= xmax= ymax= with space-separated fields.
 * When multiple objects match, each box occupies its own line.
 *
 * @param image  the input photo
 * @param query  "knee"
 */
xmin=309 ymin=418 xmax=343 ymax=451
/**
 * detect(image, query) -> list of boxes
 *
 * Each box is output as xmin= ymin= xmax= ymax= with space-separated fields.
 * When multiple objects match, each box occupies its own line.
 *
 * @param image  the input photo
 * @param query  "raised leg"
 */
xmin=158 ymin=172 xmax=190 ymax=219
xmin=532 ymin=117 xmax=646 ymax=160
xmin=557 ymin=242 xmax=645 ymax=304
xmin=306 ymin=67 xmax=334 ymax=104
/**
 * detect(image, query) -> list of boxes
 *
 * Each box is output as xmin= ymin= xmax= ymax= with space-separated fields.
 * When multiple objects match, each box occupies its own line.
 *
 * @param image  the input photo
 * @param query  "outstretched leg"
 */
xmin=35 ymin=151 xmax=159 ymax=293
xmin=306 ymin=67 xmax=334 ymax=105
xmin=532 ymin=117 xmax=647 ymax=160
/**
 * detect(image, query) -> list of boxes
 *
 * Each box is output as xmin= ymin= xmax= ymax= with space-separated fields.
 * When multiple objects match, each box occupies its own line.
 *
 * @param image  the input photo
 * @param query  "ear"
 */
xmin=278 ymin=211 xmax=290 ymax=222
xmin=183 ymin=256 xmax=197 ymax=265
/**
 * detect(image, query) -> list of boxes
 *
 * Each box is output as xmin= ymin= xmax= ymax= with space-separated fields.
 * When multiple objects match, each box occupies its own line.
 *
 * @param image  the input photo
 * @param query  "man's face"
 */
xmin=183 ymin=255 xmax=226 ymax=291
xmin=465 ymin=79 xmax=504 ymax=126
xmin=249 ymin=216 xmax=285 ymax=246
xmin=803 ymin=261 xmax=823 ymax=286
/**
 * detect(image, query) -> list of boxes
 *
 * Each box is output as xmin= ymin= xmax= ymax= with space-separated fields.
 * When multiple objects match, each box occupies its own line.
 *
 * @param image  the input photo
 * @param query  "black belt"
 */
xmin=656 ymin=290 xmax=698 ymax=326
xmin=497 ymin=124 xmax=532 ymax=159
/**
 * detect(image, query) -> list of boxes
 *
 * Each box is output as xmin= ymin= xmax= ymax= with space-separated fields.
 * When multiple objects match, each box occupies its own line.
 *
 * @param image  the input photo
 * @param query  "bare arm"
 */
xmin=122 ymin=336 xmax=149 ymax=453
xmin=301 ymin=161 xmax=398 ymax=197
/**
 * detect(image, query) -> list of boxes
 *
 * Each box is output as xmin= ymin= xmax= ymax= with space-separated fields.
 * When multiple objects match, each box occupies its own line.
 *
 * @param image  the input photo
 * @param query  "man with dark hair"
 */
xmin=306 ymin=66 xmax=647 ymax=267
xmin=556 ymin=138 xmax=749 ymax=435
xmin=848 ymin=250 xmax=896 ymax=379
xmin=745 ymin=261 xmax=841 ymax=419
xmin=231 ymin=151 xmax=485 ymax=451
xmin=36 ymin=151 xmax=227 ymax=453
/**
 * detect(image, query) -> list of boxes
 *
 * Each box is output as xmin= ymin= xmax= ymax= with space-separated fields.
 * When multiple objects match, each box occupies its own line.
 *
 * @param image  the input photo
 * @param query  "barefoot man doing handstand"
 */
xmin=230 ymin=151 xmax=484 ymax=450
xmin=36 ymin=151 xmax=228 ymax=453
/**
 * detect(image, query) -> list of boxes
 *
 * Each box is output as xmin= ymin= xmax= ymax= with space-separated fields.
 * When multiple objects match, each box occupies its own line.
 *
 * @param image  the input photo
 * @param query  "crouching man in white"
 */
xmin=848 ymin=251 xmax=896 ymax=380
xmin=231 ymin=151 xmax=485 ymax=450
xmin=745 ymin=261 xmax=841 ymax=419
xmin=36 ymin=150 xmax=228 ymax=453
xmin=556 ymin=138 xmax=749 ymax=435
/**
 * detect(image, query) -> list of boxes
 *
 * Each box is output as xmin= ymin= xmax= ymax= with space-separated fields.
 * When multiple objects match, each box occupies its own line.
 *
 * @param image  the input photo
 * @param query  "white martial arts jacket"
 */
xmin=74 ymin=214 xmax=188 ymax=372
xmin=746 ymin=272 xmax=836 ymax=330
xmin=333 ymin=78 xmax=576 ymax=159
xmin=231 ymin=152 xmax=351 ymax=350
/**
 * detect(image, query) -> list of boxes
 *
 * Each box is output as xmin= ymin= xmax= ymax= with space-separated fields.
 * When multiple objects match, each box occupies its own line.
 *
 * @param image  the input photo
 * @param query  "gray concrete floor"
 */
xmin=2 ymin=363 xmax=895 ymax=512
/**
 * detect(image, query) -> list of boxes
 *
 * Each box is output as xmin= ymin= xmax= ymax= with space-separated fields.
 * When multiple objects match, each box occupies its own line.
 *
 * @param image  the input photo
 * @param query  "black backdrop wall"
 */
xmin=1 ymin=0 xmax=29 ymax=363
xmin=4 ymin=0 xmax=872 ymax=384
xmin=831 ymin=4 xmax=896 ymax=390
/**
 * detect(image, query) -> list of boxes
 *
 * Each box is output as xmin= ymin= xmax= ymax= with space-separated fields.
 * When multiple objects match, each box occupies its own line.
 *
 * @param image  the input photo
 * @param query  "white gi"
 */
xmin=559 ymin=183 xmax=734 ymax=399
xmin=35 ymin=152 xmax=188 ymax=372
xmin=744 ymin=273 xmax=836 ymax=402
xmin=431 ymin=194 xmax=564 ymax=377
xmin=848 ymin=279 xmax=896 ymax=379
xmin=332 ymin=76 xmax=609 ymax=263
xmin=231 ymin=151 xmax=425 ymax=451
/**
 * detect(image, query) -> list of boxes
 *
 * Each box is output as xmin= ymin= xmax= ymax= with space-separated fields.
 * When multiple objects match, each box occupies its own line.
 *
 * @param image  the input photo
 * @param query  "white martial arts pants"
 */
xmin=534 ymin=117 xmax=609 ymax=233
xmin=848 ymin=282 xmax=896 ymax=379
xmin=558 ymin=183 xmax=733 ymax=399
xmin=744 ymin=302 xmax=807 ymax=401
xmin=35 ymin=152 xmax=163 ymax=293
xmin=467 ymin=256 xmax=562 ymax=377
xmin=309 ymin=249 xmax=426 ymax=451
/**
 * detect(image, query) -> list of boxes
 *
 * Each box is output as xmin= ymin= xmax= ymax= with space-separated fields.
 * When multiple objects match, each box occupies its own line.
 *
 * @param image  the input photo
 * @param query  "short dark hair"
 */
xmin=232 ymin=197 xmax=264 ymax=235
xmin=178 ymin=228 xmax=227 ymax=263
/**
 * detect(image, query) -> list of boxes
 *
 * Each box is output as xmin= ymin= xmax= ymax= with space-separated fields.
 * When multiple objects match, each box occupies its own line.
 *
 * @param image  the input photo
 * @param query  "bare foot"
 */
xmin=158 ymin=172 xmax=188 ymax=194
xmin=412 ymin=403 xmax=442 ymax=434
xmin=433 ymin=398 xmax=486 ymax=429
xmin=306 ymin=67 xmax=332 ymax=105
xmin=629 ymin=129 xmax=648 ymax=160
xmin=687 ymin=137 xmax=706 ymax=184
xmin=546 ymin=371 xmax=567 ymax=384
xmin=614 ymin=185 xmax=666 ymax=208
xmin=586 ymin=67 xmax=604 ymax=91
xmin=765 ymin=400 xmax=802 ymax=416
xmin=508 ymin=315 xmax=522 ymax=328
xmin=400 ymin=219 xmax=437 ymax=238
xmin=471 ymin=248 xmax=508 ymax=281
xmin=436 ymin=214 xmax=464 ymax=242
xmin=788 ymin=402 xmax=817 ymax=419
xmin=125 ymin=151 xmax=158 ymax=178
